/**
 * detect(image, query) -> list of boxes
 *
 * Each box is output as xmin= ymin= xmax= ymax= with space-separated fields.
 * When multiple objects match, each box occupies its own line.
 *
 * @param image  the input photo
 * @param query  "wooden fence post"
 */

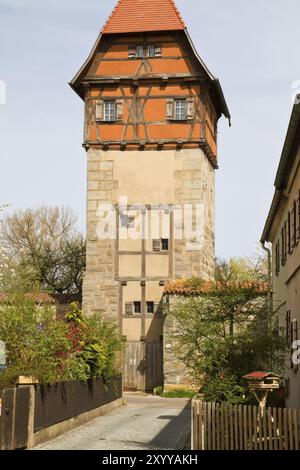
xmin=0 ymin=388 xmax=16 ymax=450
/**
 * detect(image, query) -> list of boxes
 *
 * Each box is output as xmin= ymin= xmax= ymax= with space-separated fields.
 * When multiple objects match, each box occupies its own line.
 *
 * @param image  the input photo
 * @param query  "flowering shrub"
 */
xmin=0 ymin=297 xmax=123 ymax=389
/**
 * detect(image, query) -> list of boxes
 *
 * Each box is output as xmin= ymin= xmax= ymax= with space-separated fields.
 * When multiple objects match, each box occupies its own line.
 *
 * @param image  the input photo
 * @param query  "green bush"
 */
xmin=161 ymin=388 xmax=196 ymax=399
xmin=0 ymin=297 xmax=123 ymax=389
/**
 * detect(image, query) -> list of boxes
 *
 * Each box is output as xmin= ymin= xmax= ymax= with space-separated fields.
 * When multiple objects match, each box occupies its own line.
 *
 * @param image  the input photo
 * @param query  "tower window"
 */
xmin=174 ymin=99 xmax=187 ymax=121
xmin=120 ymin=213 xmax=135 ymax=229
xmin=147 ymin=302 xmax=154 ymax=314
xmin=104 ymin=100 xmax=116 ymax=122
xmin=161 ymin=239 xmax=169 ymax=251
xmin=134 ymin=302 xmax=141 ymax=314
xmin=148 ymin=45 xmax=156 ymax=58
xmin=136 ymin=45 xmax=144 ymax=58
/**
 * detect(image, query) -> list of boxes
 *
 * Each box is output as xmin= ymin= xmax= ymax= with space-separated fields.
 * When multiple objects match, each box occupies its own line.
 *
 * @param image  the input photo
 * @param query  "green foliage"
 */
xmin=170 ymin=282 xmax=287 ymax=404
xmin=0 ymin=297 xmax=123 ymax=389
xmin=215 ymin=250 xmax=269 ymax=284
xmin=161 ymin=388 xmax=196 ymax=399
xmin=183 ymin=278 xmax=206 ymax=289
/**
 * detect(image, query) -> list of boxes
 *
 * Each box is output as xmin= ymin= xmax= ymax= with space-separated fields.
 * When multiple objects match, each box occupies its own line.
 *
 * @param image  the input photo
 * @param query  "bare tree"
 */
xmin=1 ymin=206 xmax=86 ymax=294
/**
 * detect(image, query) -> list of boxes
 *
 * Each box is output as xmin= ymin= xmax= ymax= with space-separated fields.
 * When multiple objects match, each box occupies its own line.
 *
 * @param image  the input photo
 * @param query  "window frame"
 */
xmin=133 ymin=301 xmax=142 ymax=315
xmin=148 ymin=45 xmax=156 ymax=58
xmin=120 ymin=213 xmax=135 ymax=229
xmin=161 ymin=239 xmax=169 ymax=251
xmin=275 ymin=240 xmax=280 ymax=276
xmin=146 ymin=302 xmax=155 ymax=315
xmin=136 ymin=45 xmax=144 ymax=58
xmin=103 ymin=100 xmax=116 ymax=122
xmin=174 ymin=99 xmax=187 ymax=121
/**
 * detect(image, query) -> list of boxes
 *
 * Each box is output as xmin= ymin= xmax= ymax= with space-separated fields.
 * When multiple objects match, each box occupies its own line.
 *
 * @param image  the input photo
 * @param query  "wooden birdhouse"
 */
xmin=243 ymin=371 xmax=282 ymax=410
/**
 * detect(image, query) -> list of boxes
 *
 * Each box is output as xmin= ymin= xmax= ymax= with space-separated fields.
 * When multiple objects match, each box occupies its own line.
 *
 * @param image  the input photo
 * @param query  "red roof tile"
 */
xmin=164 ymin=280 xmax=269 ymax=295
xmin=243 ymin=372 xmax=281 ymax=380
xmin=102 ymin=0 xmax=186 ymax=34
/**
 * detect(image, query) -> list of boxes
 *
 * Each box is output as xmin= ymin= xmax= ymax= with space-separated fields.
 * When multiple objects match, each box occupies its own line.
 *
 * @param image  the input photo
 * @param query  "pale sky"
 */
xmin=1 ymin=0 xmax=300 ymax=259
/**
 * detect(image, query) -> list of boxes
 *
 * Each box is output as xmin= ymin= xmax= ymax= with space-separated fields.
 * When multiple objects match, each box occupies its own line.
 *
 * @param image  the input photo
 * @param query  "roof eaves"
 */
xmin=69 ymin=31 xmax=103 ymax=99
xmin=274 ymin=97 xmax=300 ymax=190
xmin=260 ymin=189 xmax=282 ymax=243
xmin=261 ymin=96 xmax=300 ymax=243
xmin=185 ymin=29 xmax=231 ymax=123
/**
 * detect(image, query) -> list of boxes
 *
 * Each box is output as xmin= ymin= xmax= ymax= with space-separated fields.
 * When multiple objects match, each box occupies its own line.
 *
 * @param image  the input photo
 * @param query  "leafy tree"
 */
xmin=215 ymin=250 xmax=269 ymax=284
xmin=170 ymin=281 xmax=286 ymax=404
xmin=0 ymin=297 xmax=123 ymax=388
xmin=0 ymin=206 xmax=86 ymax=294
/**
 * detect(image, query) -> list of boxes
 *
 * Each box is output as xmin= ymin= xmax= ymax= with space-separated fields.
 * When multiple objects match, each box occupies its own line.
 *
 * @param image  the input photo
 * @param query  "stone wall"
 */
xmin=83 ymin=147 xmax=215 ymax=326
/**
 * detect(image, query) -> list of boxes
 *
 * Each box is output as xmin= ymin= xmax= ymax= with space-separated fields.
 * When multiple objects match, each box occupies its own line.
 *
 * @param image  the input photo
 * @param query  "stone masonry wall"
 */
xmin=83 ymin=147 xmax=215 ymax=326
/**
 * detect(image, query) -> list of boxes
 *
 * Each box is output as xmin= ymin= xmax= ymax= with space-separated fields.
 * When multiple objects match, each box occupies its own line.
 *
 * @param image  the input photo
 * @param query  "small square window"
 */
xmin=161 ymin=239 xmax=169 ymax=251
xmin=104 ymin=100 xmax=115 ymax=122
xmin=147 ymin=302 xmax=154 ymax=314
xmin=174 ymin=99 xmax=187 ymax=121
xmin=136 ymin=46 xmax=144 ymax=58
xmin=134 ymin=302 xmax=141 ymax=314
xmin=148 ymin=45 xmax=155 ymax=58
xmin=120 ymin=213 xmax=135 ymax=229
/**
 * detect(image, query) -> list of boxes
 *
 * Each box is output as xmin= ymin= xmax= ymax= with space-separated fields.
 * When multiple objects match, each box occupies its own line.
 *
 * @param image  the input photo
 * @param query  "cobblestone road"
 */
xmin=33 ymin=395 xmax=191 ymax=451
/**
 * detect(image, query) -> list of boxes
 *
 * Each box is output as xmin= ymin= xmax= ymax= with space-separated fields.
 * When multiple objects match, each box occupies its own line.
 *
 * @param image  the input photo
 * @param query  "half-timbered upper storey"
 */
xmin=70 ymin=0 xmax=230 ymax=168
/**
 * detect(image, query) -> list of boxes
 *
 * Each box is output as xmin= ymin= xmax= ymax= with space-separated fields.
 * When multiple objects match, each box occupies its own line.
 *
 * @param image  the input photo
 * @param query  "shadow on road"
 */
xmin=148 ymin=400 xmax=192 ymax=450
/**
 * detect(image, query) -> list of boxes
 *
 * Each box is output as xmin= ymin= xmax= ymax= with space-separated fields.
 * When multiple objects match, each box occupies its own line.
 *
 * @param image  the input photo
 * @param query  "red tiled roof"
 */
xmin=102 ymin=0 xmax=186 ymax=34
xmin=164 ymin=280 xmax=269 ymax=295
xmin=243 ymin=372 xmax=281 ymax=380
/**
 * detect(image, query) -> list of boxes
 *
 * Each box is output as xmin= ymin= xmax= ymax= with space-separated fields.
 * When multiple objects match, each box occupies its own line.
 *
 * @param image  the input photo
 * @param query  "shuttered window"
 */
xmin=153 ymin=240 xmax=161 ymax=252
xmin=128 ymin=46 xmax=136 ymax=58
xmin=166 ymin=98 xmax=195 ymax=121
xmin=281 ymin=222 xmax=287 ymax=266
xmin=186 ymin=98 xmax=195 ymax=120
xmin=166 ymin=99 xmax=175 ymax=120
xmin=154 ymin=46 xmax=162 ymax=57
xmin=288 ymin=211 xmax=292 ymax=254
xmin=174 ymin=99 xmax=187 ymax=121
xmin=291 ymin=201 xmax=296 ymax=249
xmin=104 ymin=100 xmax=116 ymax=122
xmin=125 ymin=302 xmax=133 ymax=316
xmin=286 ymin=311 xmax=291 ymax=346
xmin=96 ymin=100 xmax=123 ymax=123
xmin=95 ymin=100 xmax=104 ymax=121
xmin=116 ymin=99 xmax=123 ymax=121
xmin=275 ymin=240 xmax=280 ymax=276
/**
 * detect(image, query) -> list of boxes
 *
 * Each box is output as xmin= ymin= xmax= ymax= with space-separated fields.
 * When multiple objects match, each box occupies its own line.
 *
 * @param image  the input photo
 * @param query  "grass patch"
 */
xmin=161 ymin=388 xmax=197 ymax=399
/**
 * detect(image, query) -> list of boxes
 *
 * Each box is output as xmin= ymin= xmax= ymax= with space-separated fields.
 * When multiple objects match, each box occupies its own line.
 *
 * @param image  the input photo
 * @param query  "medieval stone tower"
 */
xmin=70 ymin=0 xmax=229 ymax=391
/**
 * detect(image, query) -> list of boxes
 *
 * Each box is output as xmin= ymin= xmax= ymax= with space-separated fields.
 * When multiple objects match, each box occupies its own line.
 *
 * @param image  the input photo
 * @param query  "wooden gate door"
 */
xmin=145 ymin=342 xmax=163 ymax=392
xmin=123 ymin=341 xmax=163 ymax=392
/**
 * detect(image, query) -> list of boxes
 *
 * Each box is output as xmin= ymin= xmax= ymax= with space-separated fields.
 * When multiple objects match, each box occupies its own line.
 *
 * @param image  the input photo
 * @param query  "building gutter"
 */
xmin=261 ymin=241 xmax=273 ymax=319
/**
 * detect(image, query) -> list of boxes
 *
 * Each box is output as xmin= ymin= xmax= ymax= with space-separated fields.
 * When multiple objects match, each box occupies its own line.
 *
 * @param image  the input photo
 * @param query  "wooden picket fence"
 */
xmin=192 ymin=400 xmax=300 ymax=450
